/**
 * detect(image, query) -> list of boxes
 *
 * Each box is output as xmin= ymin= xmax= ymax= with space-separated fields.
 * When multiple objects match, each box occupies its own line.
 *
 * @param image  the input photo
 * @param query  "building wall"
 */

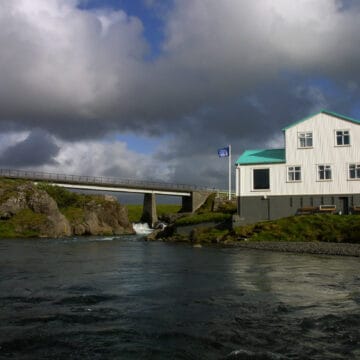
xmin=235 ymin=194 xmax=360 ymax=225
xmin=237 ymin=113 xmax=360 ymax=197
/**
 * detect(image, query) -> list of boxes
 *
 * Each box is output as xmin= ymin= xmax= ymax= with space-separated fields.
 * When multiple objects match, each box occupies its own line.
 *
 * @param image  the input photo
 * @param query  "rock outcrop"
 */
xmin=0 ymin=180 xmax=134 ymax=237
xmin=71 ymin=195 xmax=134 ymax=236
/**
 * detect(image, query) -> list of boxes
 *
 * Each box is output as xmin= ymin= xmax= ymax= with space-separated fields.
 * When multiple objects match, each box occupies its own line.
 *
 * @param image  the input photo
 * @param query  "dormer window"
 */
xmin=298 ymin=132 xmax=313 ymax=148
xmin=336 ymin=130 xmax=350 ymax=146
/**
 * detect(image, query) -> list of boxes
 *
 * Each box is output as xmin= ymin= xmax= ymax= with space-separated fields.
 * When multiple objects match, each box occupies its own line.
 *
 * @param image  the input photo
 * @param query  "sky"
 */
xmin=1 ymin=0 xmax=360 ymax=192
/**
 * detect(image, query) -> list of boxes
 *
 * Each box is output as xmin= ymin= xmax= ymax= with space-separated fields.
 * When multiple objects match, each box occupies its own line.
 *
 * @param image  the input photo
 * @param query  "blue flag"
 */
xmin=218 ymin=146 xmax=229 ymax=157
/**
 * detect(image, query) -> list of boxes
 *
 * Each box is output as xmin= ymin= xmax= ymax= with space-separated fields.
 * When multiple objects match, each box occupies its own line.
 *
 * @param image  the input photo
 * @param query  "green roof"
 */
xmin=236 ymin=148 xmax=285 ymax=165
xmin=282 ymin=110 xmax=360 ymax=131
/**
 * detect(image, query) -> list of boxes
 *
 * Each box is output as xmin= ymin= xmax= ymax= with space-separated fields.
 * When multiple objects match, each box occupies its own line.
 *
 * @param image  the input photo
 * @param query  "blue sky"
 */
xmin=78 ymin=0 xmax=171 ymax=156
xmin=79 ymin=0 xmax=172 ymax=59
xmin=1 ymin=0 xmax=360 ymax=189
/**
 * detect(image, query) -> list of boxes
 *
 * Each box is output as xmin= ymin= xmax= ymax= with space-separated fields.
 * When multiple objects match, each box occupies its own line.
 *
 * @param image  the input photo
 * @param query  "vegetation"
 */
xmin=170 ymin=193 xmax=235 ymax=226
xmin=0 ymin=180 xmax=134 ymax=237
xmin=36 ymin=183 xmax=89 ymax=209
xmin=126 ymin=204 xmax=182 ymax=223
xmin=196 ymin=193 xmax=216 ymax=213
xmin=0 ymin=209 xmax=48 ymax=238
xmin=233 ymin=214 xmax=360 ymax=243
xmin=183 ymin=214 xmax=360 ymax=244
xmin=0 ymin=179 xmax=26 ymax=203
xmin=174 ymin=212 xmax=231 ymax=226
xmin=37 ymin=183 xmax=110 ymax=224
xmin=190 ymin=227 xmax=229 ymax=244
xmin=215 ymin=200 xmax=237 ymax=214
xmin=3 ymin=180 xmax=359 ymax=245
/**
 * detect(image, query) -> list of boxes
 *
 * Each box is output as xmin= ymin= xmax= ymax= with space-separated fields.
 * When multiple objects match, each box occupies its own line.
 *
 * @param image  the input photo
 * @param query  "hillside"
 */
xmin=0 ymin=179 xmax=134 ymax=238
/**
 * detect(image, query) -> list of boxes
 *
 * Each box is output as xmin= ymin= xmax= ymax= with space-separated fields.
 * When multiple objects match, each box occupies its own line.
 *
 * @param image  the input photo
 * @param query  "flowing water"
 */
xmin=133 ymin=223 xmax=154 ymax=235
xmin=0 ymin=236 xmax=359 ymax=359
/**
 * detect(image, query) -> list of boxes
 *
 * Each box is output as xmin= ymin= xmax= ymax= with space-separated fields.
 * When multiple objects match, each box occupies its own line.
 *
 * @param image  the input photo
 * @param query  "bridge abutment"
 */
xmin=141 ymin=193 xmax=158 ymax=227
xmin=141 ymin=191 xmax=212 ymax=228
xmin=181 ymin=191 xmax=212 ymax=213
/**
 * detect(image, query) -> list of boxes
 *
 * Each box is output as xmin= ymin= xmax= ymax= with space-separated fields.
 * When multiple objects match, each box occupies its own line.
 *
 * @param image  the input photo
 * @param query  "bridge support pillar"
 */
xmin=141 ymin=193 xmax=158 ymax=227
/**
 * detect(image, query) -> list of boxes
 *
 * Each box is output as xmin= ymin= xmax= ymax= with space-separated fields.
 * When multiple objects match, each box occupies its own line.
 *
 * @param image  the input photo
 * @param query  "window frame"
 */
xmin=252 ymin=168 xmax=270 ymax=191
xmin=298 ymin=131 xmax=313 ymax=149
xmin=287 ymin=165 xmax=302 ymax=183
xmin=348 ymin=163 xmax=360 ymax=180
xmin=335 ymin=129 xmax=350 ymax=147
xmin=317 ymin=164 xmax=332 ymax=181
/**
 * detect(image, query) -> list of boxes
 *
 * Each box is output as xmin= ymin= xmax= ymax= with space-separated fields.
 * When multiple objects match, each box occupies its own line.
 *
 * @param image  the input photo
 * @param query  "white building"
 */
xmin=234 ymin=110 xmax=360 ymax=224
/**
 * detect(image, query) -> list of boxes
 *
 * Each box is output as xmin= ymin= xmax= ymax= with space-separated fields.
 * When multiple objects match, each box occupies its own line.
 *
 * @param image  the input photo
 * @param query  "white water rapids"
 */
xmin=132 ymin=223 xmax=154 ymax=235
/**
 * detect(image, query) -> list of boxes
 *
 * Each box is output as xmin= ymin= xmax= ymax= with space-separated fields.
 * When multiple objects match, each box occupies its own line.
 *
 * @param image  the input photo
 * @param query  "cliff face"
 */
xmin=0 ymin=180 xmax=134 ymax=238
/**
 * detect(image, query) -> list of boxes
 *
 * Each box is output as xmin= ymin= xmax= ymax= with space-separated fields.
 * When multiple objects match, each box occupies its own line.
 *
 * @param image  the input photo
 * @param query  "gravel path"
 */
xmin=234 ymin=241 xmax=360 ymax=257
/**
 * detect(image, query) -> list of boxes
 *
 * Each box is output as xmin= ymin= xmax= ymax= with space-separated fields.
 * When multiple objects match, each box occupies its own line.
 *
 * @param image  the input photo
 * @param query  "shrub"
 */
xmin=37 ymin=183 xmax=87 ymax=209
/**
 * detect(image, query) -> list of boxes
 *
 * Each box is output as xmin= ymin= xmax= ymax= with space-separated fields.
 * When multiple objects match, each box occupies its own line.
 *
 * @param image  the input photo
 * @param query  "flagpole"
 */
xmin=228 ymin=144 xmax=231 ymax=200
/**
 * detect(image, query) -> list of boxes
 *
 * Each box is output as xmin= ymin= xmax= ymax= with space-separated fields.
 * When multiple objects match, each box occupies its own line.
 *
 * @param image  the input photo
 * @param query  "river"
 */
xmin=0 ymin=235 xmax=359 ymax=359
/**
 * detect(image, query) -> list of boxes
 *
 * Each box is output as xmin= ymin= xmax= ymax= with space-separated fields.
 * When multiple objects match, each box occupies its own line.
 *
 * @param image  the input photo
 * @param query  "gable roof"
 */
xmin=282 ymin=110 xmax=360 ymax=131
xmin=236 ymin=148 xmax=285 ymax=165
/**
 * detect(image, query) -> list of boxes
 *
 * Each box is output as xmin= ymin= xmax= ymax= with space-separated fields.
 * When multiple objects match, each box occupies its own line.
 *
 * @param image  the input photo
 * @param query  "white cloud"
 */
xmin=40 ymin=137 xmax=174 ymax=182
xmin=1 ymin=0 xmax=360 ymax=187
xmin=1 ymin=0 xmax=360 ymax=132
xmin=0 ymin=0 xmax=147 ymax=120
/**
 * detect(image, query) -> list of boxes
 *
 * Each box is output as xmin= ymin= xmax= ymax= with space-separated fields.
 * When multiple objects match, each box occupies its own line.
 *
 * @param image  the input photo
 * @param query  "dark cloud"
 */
xmin=0 ymin=130 xmax=59 ymax=167
xmin=2 ymin=0 xmax=360 ymax=138
xmin=1 ymin=0 xmax=360 ymax=188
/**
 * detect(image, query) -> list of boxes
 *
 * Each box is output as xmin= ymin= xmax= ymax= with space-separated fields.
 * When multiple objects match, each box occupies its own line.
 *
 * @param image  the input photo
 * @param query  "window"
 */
xmin=298 ymin=132 xmax=313 ymax=148
xmin=336 ymin=130 xmax=350 ymax=146
xmin=318 ymin=165 xmax=332 ymax=181
xmin=288 ymin=166 xmax=301 ymax=182
xmin=253 ymin=169 xmax=270 ymax=190
xmin=349 ymin=164 xmax=360 ymax=179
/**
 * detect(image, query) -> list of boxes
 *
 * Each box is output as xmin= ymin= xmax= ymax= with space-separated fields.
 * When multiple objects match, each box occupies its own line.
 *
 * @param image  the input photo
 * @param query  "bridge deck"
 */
xmin=0 ymin=168 xmax=212 ymax=195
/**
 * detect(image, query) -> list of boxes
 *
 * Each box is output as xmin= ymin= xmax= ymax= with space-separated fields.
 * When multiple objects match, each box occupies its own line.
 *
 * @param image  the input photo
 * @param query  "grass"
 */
xmin=36 ymin=183 xmax=88 ymax=209
xmin=0 ymin=209 xmax=48 ymax=238
xmin=126 ymin=204 xmax=182 ymax=223
xmin=0 ymin=178 xmax=27 ymax=203
xmin=179 ymin=214 xmax=360 ymax=244
xmin=62 ymin=207 xmax=85 ymax=223
xmin=234 ymin=214 xmax=360 ymax=243
xmin=174 ymin=212 xmax=232 ymax=226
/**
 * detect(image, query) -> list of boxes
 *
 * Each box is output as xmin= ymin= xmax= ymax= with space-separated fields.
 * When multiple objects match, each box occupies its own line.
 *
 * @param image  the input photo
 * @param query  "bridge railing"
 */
xmin=0 ymin=168 xmax=219 ymax=193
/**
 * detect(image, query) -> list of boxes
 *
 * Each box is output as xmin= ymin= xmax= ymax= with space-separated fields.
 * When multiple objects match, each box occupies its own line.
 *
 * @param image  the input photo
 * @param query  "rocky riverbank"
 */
xmin=0 ymin=179 xmax=134 ymax=237
xmin=233 ymin=241 xmax=360 ymax=257
xmin=146 ymin=209 xmax=360 ymax=257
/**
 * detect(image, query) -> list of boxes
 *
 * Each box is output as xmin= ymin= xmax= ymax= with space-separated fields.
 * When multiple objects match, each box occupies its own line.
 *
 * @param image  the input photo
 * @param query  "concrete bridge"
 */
xmin=0 ymin=169 xmax=214 ymax=227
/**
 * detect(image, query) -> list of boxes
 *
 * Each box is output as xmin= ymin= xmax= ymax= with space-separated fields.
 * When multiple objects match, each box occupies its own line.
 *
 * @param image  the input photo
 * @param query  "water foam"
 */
xmin=133 ymin=223 xmax=153 ymax=235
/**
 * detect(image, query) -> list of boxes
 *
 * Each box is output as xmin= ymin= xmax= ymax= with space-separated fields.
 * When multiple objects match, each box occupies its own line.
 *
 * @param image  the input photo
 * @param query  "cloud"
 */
xmin=2 ymin=1 xmax=360 ymax=133
xmin=0 ymin=129 xmax=59 ymax=167
xmin=39 ymin=138 xmax=174 ymax=182
xmin=0 ymin=0 xmax=147 ymax=130
xmin=1 ymin=0 xmax=360 ymax=187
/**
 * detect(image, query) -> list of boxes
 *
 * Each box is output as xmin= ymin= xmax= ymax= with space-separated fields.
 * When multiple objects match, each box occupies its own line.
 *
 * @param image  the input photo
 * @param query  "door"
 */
xmin=339 ymin=197 xmax=349 ymax=215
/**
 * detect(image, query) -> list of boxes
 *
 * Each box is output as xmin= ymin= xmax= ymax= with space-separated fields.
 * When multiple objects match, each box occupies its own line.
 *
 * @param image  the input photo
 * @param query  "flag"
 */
xmin=218 ymin=146 xmax=229 ymax=158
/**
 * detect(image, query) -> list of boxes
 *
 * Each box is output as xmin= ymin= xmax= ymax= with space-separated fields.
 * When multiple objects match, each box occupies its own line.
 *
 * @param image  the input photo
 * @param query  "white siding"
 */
xmin=239 ymin=113 xmax=360 ymax=196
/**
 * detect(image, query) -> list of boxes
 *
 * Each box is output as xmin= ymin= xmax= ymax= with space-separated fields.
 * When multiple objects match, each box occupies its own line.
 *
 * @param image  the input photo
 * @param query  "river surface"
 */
xmin=0 ymin=236 xmax=359 ymax=359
